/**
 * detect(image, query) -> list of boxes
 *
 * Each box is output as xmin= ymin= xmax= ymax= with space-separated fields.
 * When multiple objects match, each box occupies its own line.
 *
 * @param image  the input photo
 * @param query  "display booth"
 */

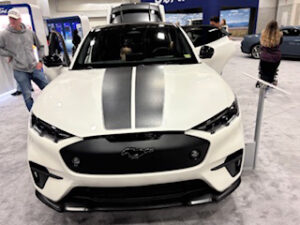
xmin=0 ymin=3 xmax=48 ymax=96
xmin=43 ymin=16 xmax=89 ymax=82
xmin=46 ymin=16 xmax=90 ymax=57
xmin=142 ymin=0 xmax=259 ymax=35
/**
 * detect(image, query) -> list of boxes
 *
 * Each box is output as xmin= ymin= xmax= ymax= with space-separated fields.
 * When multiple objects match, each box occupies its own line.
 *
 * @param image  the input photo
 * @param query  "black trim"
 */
xmin=36 ymin=191 xmax=63 ymax=212
xmin=31 ymin=114 xmax=74 ymax=143
xmin=31 ymin=167 xmax=63 ymax=180
xmin=60 ymin=133 xmax=209 ymax=174
xmin=211 ymin=149 xmax=243 ymax=177
xmin=29 ymin=161 xmax=63 ymax=189
xmin=102 ymin=67 xmax=132 ymax=129
xmin=35 ymin=177 xmax=241 ymax=212
xmin=136 ymin=65 xmax=165 ymax=128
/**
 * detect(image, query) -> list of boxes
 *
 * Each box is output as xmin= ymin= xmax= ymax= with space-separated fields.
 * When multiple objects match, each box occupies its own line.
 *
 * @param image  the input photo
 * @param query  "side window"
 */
xmin=281 ymin=29 xmax=289 ymax=36
xmin=281 ymin=29 xmax=298 ymax=36
xmin=185 ymin=27 xmax=226 ymax=47
xmin=186 ymin=29 xmax=209 ymax=47
xmin=207 ymin=28 xmax=225 ymax=43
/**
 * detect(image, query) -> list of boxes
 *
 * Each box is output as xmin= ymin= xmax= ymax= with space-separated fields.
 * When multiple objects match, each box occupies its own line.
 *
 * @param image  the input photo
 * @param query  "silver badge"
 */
xmin=121 ymin=147 xmax=154 ymax=160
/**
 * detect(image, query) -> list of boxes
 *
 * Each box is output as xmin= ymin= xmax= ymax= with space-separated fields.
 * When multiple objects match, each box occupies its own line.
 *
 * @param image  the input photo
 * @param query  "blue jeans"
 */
xmin=13 ymin=69 xmax=48 ymax=111
xmin=16 ymin=83 xmax=33 ymax=92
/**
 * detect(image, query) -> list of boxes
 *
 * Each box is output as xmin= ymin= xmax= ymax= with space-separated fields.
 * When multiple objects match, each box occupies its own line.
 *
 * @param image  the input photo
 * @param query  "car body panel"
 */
xmin=28 ymin=22 xmax=244 ymax=211
xmin=33 ymin=63 xmax=234 ymax=138
xmin=183 ymin=25 xmax=236 ymax=74
xmin=28 ymin=114 xmax=244 ymax=202
xmin=197 ymin=36 xmax=236 ymax=74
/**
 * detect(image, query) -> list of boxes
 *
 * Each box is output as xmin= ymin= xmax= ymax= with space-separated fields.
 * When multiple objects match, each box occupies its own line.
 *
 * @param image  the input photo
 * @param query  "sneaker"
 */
xmin=11 ymin=91 xmax=22 ymax=96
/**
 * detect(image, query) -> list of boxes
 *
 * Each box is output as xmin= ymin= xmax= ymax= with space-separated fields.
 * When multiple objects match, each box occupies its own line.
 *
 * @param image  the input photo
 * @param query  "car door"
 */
xmin=280 ymin=28 xmax=300 ymax=57
xmin=185 ymin=26 xmax=236 ymax=74
xmin=43 ymin=31 xmax=70 ymax=82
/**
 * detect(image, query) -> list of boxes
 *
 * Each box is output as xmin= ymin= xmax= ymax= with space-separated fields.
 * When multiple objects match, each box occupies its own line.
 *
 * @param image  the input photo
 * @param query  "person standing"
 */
xmin=72 ymin=29 xmax=81 ymax=56
xmin=209 ymin=16 xmax=220 ymax=28
xmin=258 ymin=20 xmax=283 ymax=86
xmin=48 ymin=28 xmax=62 ymax=56
xmin=0 ymin=8 xmax=48 ymax=111
xmin=220 ymin=18 xmax=229 ymax=32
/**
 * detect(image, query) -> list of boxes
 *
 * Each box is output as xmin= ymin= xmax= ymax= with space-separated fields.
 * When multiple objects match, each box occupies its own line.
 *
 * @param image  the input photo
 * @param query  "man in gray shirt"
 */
xmin=0 ymin=8 xmax=48 ymax=111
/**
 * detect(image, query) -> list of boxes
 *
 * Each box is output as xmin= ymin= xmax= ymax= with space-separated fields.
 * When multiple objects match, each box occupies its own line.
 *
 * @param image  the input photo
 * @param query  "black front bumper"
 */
xmin=36 ymin=177 xmax=241 ymax=212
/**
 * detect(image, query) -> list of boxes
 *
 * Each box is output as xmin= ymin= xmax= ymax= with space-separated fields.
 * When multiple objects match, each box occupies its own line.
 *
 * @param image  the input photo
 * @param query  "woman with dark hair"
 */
xmin=258 ymin=20 xmax=283 ymax=86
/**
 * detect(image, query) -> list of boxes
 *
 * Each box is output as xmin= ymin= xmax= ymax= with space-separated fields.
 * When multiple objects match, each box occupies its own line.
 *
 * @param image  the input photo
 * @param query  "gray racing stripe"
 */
xmin=102 ymin=67 xmax=132 ymax=129
xmin=136 ymin=65 xmax=165 ymax=128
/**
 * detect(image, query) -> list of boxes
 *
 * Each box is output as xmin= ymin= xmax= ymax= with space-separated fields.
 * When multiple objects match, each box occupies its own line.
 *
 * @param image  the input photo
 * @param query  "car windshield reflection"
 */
xmin=73 ymin=24 xmax=197 ymax=69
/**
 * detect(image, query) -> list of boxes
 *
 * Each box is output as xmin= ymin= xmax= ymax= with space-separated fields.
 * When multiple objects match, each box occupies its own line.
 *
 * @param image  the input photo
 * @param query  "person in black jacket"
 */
xmin=72 ymin=29 xmax=81 ymax=56
xmin=48 ymin=28 xmax=62 ymax=56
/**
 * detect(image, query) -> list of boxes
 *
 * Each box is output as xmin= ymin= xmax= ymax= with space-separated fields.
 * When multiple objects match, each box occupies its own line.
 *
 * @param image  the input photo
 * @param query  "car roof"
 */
xmin=280 ymin=25 xmax=300 ymax=30
xmin=92 ymin=22 xmax=178 ymax=31
xmin=111 ymin=2 xmax=160 ymax=12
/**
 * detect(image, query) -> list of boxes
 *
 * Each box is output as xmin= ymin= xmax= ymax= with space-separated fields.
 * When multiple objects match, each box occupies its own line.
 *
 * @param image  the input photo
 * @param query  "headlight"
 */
xmin=192 ymin=99 xmax=239 ymax=134
xmin=31 ymin=114 xmax=74 ymax=143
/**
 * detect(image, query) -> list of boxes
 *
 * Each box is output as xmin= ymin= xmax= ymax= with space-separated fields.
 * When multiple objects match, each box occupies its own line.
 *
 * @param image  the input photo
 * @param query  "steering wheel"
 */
xmin=152 ymin=47 xmax=170 ymax=57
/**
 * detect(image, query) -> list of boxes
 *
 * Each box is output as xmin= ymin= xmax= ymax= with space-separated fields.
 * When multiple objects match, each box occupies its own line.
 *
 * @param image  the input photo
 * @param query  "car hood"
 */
xmin=244 ymin=34 xmax=260 ymax=40
xmin=32 ymin=64 xmax=235 ymax=137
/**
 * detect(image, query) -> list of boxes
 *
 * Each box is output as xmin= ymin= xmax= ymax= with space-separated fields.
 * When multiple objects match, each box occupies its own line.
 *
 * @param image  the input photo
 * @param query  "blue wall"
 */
xmin=142 ymin=0 xmax=259 ymax=31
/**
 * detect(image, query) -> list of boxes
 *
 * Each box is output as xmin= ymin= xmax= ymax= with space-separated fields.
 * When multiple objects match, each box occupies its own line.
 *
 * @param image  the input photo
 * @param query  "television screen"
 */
xmin=166 ymin=13 xmax=203 ymax=26
xmin=220 ymin=8 xmax=250 ymax=28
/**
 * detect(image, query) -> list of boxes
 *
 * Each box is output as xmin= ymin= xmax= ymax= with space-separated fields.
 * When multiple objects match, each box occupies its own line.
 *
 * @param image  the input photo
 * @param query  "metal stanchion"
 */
xmin=253 ymin=85 xmax=266 ymax=169
xmin=242 ymin=73 xmax=290 ymax=170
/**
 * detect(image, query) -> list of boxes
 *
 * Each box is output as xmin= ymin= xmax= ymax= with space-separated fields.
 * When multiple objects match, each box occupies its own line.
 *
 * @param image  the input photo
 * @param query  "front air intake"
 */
xmin=211 ymin=149 xmax=243 ymax=177
xmin=225 ymin=149 xmax=243 ymax=177
xmin=29 ymin=161 xmax=63 ymax=189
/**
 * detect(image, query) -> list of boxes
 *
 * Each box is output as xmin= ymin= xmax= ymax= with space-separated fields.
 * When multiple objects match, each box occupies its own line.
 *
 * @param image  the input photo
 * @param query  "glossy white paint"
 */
xmin=197 ymin=36 xmax=237 ymax=74
xmin=32 ymin=63 xmax=234 ymax=137
xmin=28 ymin=23 xmax=244 ymax=205
xmin=28 ymin=115 xmax=244 ymax=202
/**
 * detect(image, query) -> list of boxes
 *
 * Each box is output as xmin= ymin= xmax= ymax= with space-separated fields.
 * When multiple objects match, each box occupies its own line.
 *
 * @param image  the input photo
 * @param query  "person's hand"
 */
xmin=7 ymin=56 xmax=13 ymax=63
xmin=36 ymin=61 xmax=43 ymax=70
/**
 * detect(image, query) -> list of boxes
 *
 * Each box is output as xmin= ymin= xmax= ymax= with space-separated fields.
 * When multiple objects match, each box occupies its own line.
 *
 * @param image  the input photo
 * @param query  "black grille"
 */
xmin=60 ymin=133 xmax=210 ymax=174
xmin=63 ymin=180 xmax=215 ymax=208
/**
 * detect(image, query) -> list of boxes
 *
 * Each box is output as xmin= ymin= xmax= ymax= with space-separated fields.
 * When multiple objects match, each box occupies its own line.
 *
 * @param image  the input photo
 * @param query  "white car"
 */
xmin=107 ymin=3 xmax=165 ymax=24
xmin=28 ymin=22 xmax=244 ymax=212
xmin=183 ymin=25 xmax=236 ymax=74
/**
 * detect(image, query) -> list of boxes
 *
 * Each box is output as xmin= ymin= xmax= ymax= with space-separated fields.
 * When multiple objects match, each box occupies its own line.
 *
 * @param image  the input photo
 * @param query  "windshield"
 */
xmin=73 ymin=24 xmax=197 ymax=69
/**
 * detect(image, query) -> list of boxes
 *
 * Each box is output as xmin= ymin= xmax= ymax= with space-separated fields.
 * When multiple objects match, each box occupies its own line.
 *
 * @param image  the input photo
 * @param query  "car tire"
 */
xmin=251 ymin=44 xmax=261 ymax=59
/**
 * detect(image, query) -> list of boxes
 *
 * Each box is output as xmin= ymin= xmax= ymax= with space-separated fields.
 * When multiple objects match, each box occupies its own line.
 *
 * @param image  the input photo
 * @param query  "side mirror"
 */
xmin=43 ymin=55 xmax=63 ymax=68
xmin=199 ymin=45 xmax=214 ymax=59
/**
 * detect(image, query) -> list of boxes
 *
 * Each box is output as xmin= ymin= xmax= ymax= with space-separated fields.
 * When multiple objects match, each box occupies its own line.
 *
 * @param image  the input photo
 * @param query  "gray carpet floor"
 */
xmin=1 ymin=45 xmax=299 ymax=225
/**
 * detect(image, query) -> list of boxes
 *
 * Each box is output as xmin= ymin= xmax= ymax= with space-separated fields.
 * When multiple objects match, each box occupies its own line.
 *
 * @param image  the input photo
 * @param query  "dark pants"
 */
xmin=259 ymin=60 xmax=280 ymax=83
xmin=13 ymin=69 xmax=48 ymax=111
